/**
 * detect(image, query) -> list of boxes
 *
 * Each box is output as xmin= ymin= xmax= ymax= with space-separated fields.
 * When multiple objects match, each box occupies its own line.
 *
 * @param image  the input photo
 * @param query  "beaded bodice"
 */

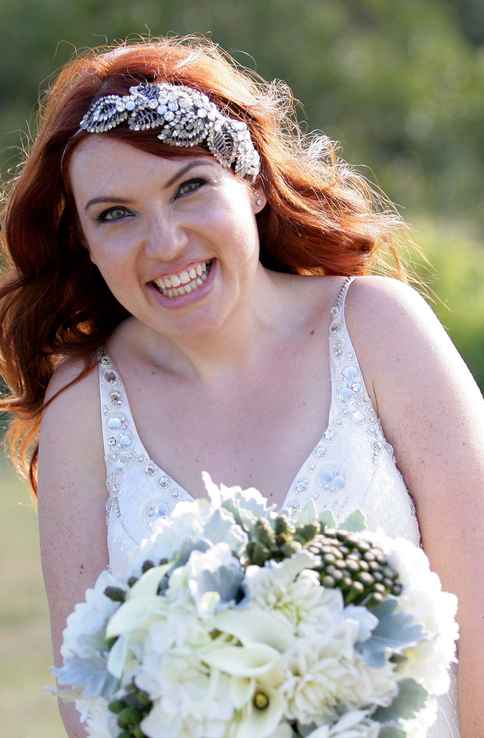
xmin=97 ymin=275 xmax=459 ymax=737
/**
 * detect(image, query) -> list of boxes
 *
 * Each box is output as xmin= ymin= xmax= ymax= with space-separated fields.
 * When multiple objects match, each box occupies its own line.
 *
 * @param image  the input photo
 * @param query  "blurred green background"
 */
xmin=1 ymin=2 xmax=483 ymax=736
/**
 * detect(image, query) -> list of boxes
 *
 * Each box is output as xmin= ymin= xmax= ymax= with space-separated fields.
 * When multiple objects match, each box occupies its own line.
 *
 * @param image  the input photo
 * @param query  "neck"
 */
xmin=135 ymin=266 xmax=296 ymax=385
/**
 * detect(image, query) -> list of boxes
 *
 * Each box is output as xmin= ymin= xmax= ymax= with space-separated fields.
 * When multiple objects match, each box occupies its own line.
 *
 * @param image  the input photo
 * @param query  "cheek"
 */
xmin=86 ymin=231 xmax=135 ymax=272
xmin=201 ymin=197 xmax=258 ymax=253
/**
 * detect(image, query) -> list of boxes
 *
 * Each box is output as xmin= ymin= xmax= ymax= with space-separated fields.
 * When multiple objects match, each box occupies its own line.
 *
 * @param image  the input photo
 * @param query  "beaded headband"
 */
xmin=79 ymin=82 xmax=261 ymax=182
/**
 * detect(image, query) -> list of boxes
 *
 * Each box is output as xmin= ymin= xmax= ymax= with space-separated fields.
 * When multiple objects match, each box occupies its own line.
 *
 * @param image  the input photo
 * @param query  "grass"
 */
xmin=0 ymin=457 xmax=65 ymax=738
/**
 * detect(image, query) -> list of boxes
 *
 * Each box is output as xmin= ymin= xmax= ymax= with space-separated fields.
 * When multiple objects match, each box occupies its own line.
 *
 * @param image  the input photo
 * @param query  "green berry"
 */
xmin=251 ymin=542 xmax=270 ymax=566
xmin=254 ymin=520 xmax=275 ymax=548
xmin=117 ymin=707 xmax=142 ymax=728
xmin=104 ymin=635 xmax=119 ymax=651
xmin=274 ymin=516 xmax=290 ymax=535
xmin=281 ymin=541 xmax=302 ymax=557
xmin=357 ymin=572 xmax=375 ymax=586
xmin=346 ymin=560 xmax=360 ymax=573
xmin=108 ymin=699 xmax=125 ymax=714
xmin=104 ymin=586 xmax=126 ymax=603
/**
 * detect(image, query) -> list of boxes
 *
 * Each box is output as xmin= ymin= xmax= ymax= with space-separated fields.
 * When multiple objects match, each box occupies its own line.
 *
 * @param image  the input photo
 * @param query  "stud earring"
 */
xmin=255 ymin=197 xmax=263 ymax=208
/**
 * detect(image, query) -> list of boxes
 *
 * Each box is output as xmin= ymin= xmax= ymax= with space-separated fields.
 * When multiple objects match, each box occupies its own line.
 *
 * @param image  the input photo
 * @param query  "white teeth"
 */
xmin=153 ymin=260 xmax=212 ymax=299
xmin=154 ymin=260 xmax=211 ymax=291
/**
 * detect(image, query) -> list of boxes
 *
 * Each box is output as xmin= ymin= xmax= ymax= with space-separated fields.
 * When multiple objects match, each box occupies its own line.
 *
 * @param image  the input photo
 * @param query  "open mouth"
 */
xmin=150 ymin=258 xmax=215 ymax=299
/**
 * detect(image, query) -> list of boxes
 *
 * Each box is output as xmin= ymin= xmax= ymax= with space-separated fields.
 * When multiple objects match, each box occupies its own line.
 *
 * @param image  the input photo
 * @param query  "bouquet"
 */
xmin=53 ymin=473 xmax=459 ymax=738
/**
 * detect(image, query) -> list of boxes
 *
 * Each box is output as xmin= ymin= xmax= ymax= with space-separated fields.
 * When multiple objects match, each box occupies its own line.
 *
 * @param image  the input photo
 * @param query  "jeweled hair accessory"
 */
xmin=79 ymin=82 xmax=260 ymax=182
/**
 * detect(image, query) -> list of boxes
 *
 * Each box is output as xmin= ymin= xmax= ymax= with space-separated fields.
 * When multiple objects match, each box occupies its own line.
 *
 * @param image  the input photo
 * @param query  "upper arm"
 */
xmin=38 ymin=356 xmax=108 ymax=669
xmin=346 ymin=274 xmax=484 ymax=627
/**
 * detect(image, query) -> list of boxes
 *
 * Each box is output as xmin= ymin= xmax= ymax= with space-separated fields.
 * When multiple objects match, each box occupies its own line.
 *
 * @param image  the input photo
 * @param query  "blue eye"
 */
xmin=97 ymin=206 xmax=132 ymax=223
xmin=176 ymin=177 xmax=206 ymax=198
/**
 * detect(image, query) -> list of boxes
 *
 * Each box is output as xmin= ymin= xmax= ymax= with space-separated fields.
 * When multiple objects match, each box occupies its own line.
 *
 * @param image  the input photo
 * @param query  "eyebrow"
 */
xmin=84 ymin=159 xmax=215 ymax=212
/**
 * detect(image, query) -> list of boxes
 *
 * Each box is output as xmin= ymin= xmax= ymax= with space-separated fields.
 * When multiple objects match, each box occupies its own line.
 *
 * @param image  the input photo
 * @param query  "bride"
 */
xmin=0 ymin=36 xmax=481 ymax=738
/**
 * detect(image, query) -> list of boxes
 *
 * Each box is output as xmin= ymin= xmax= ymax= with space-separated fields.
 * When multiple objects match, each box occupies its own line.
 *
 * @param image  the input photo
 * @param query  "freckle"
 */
xmin=80 ymin=563 xmax=85 ymax=573
xmin=309 ymin=329 xmax=315 ymax=336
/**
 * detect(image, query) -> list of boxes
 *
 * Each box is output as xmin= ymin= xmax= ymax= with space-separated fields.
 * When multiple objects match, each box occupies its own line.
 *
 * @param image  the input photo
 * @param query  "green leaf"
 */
xmin=319 ymin=510 xmax=336 ymax=528
xmin=373 ymin=678 xmax=428 ymax=722
xmin=379 ymin=727 xmax=406 ymax=738
xmin=339 ymin=510 xmax=367 ymax=532
xmin=357 ymin=598 xmax=424 ymax=667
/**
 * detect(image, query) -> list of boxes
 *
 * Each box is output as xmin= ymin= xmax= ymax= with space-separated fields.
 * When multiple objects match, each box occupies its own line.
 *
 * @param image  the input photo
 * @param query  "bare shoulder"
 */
xmin=38 ymin=354 xmax=109 ymax=666
xmin=345 ymin=275 xmax=484 ymax=585
xmin=343 ymin=274 xmax=482 ymax=421
xmin=41 ymin=353 xmax=104 ymax=484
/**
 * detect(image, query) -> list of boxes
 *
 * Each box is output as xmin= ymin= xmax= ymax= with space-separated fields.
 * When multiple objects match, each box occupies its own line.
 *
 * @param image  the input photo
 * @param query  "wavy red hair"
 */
xmin=0 ymin=35 xmax=421 ymax=494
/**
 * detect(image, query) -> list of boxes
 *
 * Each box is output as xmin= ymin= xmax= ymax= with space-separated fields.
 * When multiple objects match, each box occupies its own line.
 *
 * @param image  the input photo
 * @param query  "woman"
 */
xmin=0 ymin=36 xmax=481 ymax=738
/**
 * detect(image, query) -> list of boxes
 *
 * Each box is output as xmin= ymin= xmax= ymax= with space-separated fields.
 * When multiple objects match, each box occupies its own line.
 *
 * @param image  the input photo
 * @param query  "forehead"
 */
xmin=68 ymin=136 xmax=218 ymax=200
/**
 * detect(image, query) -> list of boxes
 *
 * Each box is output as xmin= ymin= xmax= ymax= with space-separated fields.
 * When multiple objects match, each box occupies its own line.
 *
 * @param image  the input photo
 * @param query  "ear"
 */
xmin=251 ymin=185 xmax=267 ymax=214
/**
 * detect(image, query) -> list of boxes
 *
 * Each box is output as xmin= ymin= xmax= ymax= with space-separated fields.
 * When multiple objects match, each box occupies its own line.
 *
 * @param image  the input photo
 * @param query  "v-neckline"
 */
xmin=100 ymin=276 xmax=352 ymax=510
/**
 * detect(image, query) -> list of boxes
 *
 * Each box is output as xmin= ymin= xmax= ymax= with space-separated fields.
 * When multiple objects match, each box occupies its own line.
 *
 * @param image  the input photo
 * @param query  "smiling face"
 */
xmin=68 ymin=136 xmax=266 ymax=340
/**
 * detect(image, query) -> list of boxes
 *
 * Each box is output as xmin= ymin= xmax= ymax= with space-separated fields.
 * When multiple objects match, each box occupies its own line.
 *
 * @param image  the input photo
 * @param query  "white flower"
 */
xmin=399 ymin=696 xmax=438 ymax=738
xmin=202 ymin=506 xmax=248 ymax=554
xmin=361 ymin=530 xmax=459 ymax=694
xmin=140 ymin=661 xmax=234 ymax=738
xmin=61 ymin=570 xmax=122 ymax=661
xmin=282 ymin=621 xmax=397 ymax=725
xmin=135 ymin=604 xmax=216 ymax=698
xmin=132 ymin=498 xmax=212 ymax=571
xmin=231 ymin=665 xmax=287 ymax=738
xmin=75 ymin=696 xmax=118 ymax=738
xmin=335 ymin=652 xmax=397 ymax=710
xmin=201 ymin=471 xmax=276 ymax=536
xmin=208 ymin=604 xmax=294 ymax=655
xmin=184 ymin=542 xmax=245 ymax=616
xmin=245 ymin=552 xmax=344 ymax=636
xmin=202 ymin=470 xmax=273 ymax=517
xmin=306 ymin=710 xmax=380 ymax=738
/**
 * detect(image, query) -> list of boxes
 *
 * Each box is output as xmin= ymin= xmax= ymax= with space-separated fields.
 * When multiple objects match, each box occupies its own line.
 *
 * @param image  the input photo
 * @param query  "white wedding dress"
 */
xmin=97 ymin=275 xmax=460 ymax=737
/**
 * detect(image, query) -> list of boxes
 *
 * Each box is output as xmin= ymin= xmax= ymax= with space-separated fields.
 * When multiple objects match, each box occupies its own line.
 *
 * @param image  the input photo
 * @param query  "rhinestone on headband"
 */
xmin=79 ymin=82 xmax=260 ymax=182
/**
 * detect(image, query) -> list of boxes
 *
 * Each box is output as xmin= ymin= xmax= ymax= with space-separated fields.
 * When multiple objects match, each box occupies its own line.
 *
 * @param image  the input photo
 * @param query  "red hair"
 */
xmin=0 ymin=35 xmax=421 ymax=494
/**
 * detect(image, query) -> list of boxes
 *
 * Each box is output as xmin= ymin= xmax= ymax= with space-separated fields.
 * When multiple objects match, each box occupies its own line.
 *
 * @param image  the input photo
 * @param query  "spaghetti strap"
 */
xmin=96 ymin=346 xmax=115 ymax=468
xmin=333 ymin=275 xmax=355 ymax=315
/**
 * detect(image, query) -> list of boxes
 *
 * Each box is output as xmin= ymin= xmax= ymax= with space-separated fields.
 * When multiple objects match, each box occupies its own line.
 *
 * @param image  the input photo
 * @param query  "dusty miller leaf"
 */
xmin=373 ymin=678 xmax=428 ymax=722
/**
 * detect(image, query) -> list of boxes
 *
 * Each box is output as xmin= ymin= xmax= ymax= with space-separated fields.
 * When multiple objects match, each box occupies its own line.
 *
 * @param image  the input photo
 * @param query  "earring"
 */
xmin=255 ymin=197 xmax=263 ymax=207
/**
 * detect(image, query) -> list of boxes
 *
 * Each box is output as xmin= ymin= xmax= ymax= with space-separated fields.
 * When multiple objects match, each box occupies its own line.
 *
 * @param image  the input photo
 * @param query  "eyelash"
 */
xmin=96 ymin=177 xmax=207 ymax=223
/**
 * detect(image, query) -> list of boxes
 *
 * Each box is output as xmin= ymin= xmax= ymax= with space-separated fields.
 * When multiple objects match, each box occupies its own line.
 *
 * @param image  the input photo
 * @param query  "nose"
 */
xmin=144 ymin=211 xmax=188 ymax=261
